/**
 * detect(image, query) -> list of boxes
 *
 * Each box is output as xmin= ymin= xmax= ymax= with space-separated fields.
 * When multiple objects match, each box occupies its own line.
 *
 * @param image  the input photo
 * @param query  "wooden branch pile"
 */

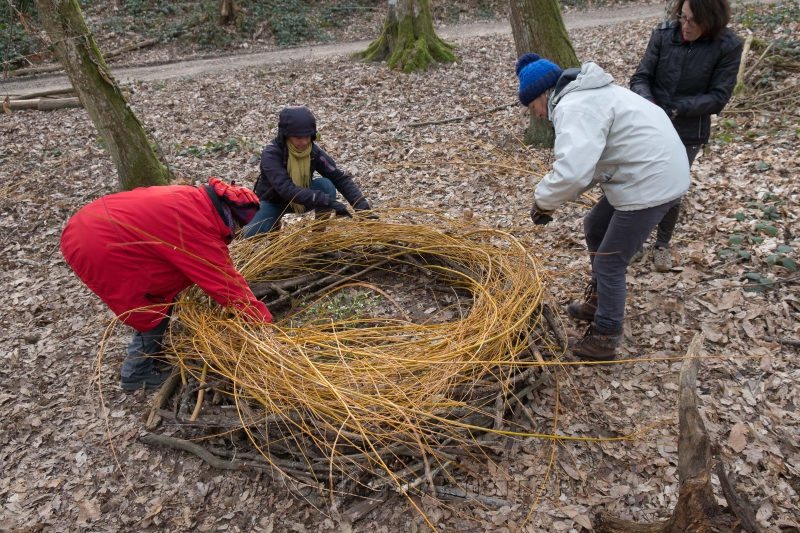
xmin=139 ymin=209 xmax=565 ymax=521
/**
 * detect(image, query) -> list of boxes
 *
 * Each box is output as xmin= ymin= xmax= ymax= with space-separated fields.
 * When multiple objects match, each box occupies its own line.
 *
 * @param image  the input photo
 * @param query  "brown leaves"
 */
xmin=728 ymin=422 xmax=749 ymax=453
xmin=0 ymin=4 xmax=798 ymax=532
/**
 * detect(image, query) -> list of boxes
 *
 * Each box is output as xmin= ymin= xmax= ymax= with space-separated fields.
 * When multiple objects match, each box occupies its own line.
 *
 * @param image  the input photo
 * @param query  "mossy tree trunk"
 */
xmin=509 ymin=0 xmax=580 ymax=147
xmin=354 ymin=0 xmax=456 ymax=73
xmin=33 ymin=0 xmax=170 ymax=191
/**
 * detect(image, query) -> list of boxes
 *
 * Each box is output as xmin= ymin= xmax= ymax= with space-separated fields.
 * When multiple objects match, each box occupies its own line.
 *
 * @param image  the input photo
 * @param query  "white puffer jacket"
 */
xmin=534 ymin=62 xmax=690 ymax=212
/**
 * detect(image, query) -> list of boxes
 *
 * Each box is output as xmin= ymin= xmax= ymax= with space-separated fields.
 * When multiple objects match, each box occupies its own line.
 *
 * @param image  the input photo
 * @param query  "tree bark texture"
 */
xmin=33 ymin=0 xmax=170 ymax=190
xmin=664 ymin=0 xmax=677 ymax=21
xmin=355 ymin=0 xmax=456 ymax=73
xmin=508 ymin=0 xmax=580 ymax=147
xmin=219 ymin=0 xmax=241 ymax=26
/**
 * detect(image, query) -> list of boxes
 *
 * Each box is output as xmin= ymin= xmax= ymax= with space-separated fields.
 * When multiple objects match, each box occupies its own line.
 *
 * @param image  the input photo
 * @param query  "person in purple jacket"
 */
xmin=242 ymin=106 xmax=372 ymax=237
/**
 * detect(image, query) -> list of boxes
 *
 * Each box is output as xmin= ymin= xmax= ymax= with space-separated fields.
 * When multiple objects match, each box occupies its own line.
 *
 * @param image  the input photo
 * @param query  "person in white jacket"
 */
xmin=516 ymin=53 xmax=690 ymax=361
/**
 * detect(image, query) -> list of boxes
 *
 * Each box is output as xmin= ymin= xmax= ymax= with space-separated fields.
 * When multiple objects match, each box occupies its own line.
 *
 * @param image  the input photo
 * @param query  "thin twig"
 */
xmin=189 ymin=363 xmax=208 ymax=422
xmin=744 ymin=41 xmax=774 ymax=81
xmin=765 ymin=336 xmax=800 ymax=348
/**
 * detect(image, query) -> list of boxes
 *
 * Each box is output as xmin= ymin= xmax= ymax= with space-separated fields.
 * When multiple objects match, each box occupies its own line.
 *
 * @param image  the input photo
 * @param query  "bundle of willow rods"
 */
xmin=159 ymin=208 xmax=565 ymax=511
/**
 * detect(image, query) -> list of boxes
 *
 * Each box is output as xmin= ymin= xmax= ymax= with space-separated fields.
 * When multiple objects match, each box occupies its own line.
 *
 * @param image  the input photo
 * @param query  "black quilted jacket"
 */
xmin=630 ymin=21 xmax=742 ymax=145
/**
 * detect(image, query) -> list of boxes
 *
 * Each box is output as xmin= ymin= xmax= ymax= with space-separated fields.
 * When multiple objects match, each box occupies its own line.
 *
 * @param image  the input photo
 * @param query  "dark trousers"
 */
xmin=655 ymin=144 xmax=701 ymax=248
xmin=584 ymin=197 xmax=681 ymax=331
xmin=121 ymin=316 xmax=170 ymax=377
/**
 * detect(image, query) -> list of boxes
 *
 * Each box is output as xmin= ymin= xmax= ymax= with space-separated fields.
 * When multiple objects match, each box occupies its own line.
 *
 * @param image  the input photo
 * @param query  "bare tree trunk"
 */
xmin=508 ymin=0 xmax=580 ymax=147
xmin=219 ymin=0 xmax=241 ymax=25
xmin=664 ymin=0 xmax=677 ymax=21
xmin=32 ymin=0 xmax=170 ymax=191
xmin=355 ymin=0 xmax=456 ymax=73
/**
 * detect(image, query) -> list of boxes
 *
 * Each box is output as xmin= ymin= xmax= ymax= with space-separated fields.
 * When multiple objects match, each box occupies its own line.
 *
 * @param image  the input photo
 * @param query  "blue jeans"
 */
xmin=584 ymin=196 xmax=681 ymax=331
xmin=121 ymin=315 xmax=170 ymax=377
xmin=242 ymin=178 xmax=337 ymax=238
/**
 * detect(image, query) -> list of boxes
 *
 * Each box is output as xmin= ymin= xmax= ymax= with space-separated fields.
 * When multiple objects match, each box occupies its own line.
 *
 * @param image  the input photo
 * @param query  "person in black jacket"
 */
xmin=242 ymin=106 xmax=371 ymax=237
xmin=630 ymin=0 xmax=742 ymax=271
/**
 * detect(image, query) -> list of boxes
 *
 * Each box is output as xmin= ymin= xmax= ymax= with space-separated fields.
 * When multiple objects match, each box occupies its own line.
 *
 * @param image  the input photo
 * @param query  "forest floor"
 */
xmin=1 ymin=1 xmax=799 ymax=532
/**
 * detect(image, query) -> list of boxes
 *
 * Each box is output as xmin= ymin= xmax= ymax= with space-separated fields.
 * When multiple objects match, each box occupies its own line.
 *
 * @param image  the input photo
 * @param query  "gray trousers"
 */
xmin=655 ymin=144 xmax=701 ymax=248
xmin=121 ymin=316 xmax=170 ymax=378
xmin=585 ymin=196 xmax=681 ymax=331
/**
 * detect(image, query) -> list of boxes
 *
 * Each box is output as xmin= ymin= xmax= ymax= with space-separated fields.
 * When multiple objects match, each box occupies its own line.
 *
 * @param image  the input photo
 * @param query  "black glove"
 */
xmin=353 ymin=198 xmax=370 ymax=211
xmin=530 ymin=202 xmax=554 ymax=225
xmin=328 ymin=200 xmax=353 ymax=218
xmin=353 ymin=198 xmax=379 ymax=219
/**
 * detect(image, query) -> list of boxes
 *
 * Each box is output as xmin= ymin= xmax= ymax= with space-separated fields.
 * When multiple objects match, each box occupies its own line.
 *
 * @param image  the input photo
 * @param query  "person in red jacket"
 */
xmin=61 ymin=178 xmax=273 ymax=390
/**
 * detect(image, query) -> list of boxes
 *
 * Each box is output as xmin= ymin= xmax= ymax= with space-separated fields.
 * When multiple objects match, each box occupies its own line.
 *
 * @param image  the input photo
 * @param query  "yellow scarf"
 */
xmin=286 ymin=142 xmax=311 ymax=214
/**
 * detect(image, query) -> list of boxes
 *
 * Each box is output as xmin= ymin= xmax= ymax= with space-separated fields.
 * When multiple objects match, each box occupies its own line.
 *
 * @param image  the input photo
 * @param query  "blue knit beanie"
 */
xmin=516 ymin=53 xmax=563 ymax=107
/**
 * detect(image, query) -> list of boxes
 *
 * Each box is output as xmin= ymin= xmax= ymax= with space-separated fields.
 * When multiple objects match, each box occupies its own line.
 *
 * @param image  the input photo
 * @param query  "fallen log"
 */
xmin=596 ymin=332 xmax=762 ymax=533
xmin=5 ymin=97 xmax=83 ymax=111
xmin=4 ymin=99 xmax=39 ymax=110
xmin=9 ymin=84 xmax=131 ymax=101
xmin=9 ymin=87 xmax=73 ymax=100
xmin=37 ymin=97 xmax=82 ymax=111
xmin=105 ymin=37 xmax=160 ymax=59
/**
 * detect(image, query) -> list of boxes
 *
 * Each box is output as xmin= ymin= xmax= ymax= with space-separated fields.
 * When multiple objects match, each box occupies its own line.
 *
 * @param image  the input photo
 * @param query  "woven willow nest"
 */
xmin=153 ymin=209 xmax=566 ymax=516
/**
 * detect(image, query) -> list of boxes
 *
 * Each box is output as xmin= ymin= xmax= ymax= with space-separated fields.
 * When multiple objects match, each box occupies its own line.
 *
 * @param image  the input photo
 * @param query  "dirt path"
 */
xmin=0 ymin=0 xmax=765 ymax=96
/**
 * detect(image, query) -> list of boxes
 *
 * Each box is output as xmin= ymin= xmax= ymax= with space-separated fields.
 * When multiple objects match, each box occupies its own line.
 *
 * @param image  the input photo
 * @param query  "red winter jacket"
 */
xmin=60 ymin=185 xmax=273 ymax=332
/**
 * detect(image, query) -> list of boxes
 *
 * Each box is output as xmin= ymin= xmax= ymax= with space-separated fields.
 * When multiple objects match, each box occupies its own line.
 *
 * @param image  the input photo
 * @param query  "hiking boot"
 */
xmin=568 ymin=323 xmax=623 ymax=362
xmin=120 ymin=369 xmax=170 ymax=391
xmin=567 ymin=280 xmax=597 ymax=322
xmin=653 ymin=246 xmax=673 ymax=272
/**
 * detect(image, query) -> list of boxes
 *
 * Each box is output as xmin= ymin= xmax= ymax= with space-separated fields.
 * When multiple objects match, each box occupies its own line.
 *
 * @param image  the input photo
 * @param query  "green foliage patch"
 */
xmin=292 ymin=289 xmax=384 ymax=328
xmin=718 ymin=191 xmax=796 ymax=292
xmin=738 ymin=1 xmax=800 ymax=56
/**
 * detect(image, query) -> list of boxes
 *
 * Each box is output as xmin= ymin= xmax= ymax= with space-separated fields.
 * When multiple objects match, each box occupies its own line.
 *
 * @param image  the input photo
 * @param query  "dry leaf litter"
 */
xmin=1 ymin=4 xmax=799 ymax=533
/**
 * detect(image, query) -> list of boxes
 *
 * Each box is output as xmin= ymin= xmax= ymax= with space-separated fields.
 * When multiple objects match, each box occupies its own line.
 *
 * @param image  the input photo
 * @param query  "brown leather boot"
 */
xmin=568 ymin=323 xmax=623 ymax=362
xmin=567 ymin=280 xmax=597 ymax=321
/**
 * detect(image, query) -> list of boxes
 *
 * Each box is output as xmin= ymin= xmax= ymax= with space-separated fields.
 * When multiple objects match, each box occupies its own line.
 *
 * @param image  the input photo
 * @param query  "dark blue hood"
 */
xmin=276 ymin=106 xmax=317 ymax=145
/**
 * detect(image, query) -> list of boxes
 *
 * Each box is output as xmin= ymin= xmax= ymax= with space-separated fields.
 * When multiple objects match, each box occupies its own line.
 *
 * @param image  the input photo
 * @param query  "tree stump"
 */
xmin=596 ymin=332 xmax=763 ymax=533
